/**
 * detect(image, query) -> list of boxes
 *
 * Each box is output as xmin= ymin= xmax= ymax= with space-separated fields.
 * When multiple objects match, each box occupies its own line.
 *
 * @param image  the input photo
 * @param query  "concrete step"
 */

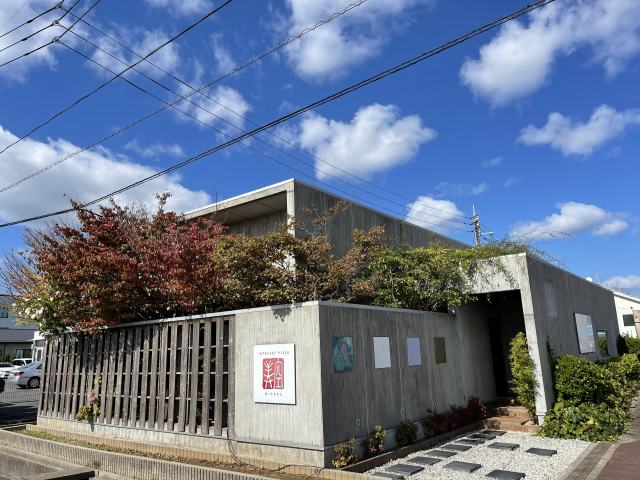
xmin=494 ymin=406 xmax=530 ymax=418
xmin=484 ymin=416 xmax=539 ymax=434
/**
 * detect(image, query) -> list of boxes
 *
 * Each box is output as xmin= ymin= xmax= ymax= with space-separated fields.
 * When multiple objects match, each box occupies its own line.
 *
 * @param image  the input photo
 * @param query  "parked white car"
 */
xmin=14 ymin=361 xmax=42 ymax=389
xmin=0 ymin=359 xmax=32 ymax=379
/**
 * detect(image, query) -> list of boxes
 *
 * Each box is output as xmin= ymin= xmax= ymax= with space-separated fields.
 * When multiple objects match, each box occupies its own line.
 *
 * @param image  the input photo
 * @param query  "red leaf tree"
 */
xmin=10 ymin=195 xmax=227 ymax=333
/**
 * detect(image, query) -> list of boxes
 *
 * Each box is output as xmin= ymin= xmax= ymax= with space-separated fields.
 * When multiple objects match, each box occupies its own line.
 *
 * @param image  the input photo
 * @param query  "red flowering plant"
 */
xmin=3 ymin=195 xmax=227 ymax=334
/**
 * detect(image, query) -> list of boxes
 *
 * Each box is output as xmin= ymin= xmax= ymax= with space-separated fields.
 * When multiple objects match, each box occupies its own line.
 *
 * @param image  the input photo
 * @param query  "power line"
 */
xmin=0 ymin=22 xmax=55 ymax=54
xmin=0 ymin=0 xmax=557 ymax=229
xmin=0 ymin=1 xmax=60 ymax=39
xmin=69 ymin=14 xmax=472 ymax=222
xmin=60 ymin=39 xmax=470 ymax=232
xmin=62 ymin=27 xmax=470 ymax=225
xmin=0 ymin=0 xmax=370 ymax=193
xmin=0 ymin=0 xmax=235 ymax=156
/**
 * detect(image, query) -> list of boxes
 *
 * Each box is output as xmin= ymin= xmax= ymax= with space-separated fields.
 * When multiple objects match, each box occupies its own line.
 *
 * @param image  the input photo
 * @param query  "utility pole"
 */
xmin=472 ymin=204 xmax=481 ymax=247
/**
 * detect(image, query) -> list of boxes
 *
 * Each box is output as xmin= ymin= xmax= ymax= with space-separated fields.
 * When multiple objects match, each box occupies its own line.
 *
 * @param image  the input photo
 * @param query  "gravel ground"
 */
xmin=368 ymin=431 xmax=589 ymax=480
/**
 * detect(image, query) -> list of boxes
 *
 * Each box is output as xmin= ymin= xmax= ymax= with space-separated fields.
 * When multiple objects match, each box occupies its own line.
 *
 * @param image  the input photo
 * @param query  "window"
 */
xmin=34 ymin=339 xmax=45 ymax=347
xmin=0 ymin=306 xmax=8 ymax=318
xmin=623 ymin=314 xmax=635 ymax=327
xmin=597 ymin=330 xmax=609 ymax=356
xmin=15 ymin=349 xmax=31 ymax=359
xmin=434 ymin=337 xmax=447 ymax=364
xmin=574 ymin=313 xmax=596 ymax=354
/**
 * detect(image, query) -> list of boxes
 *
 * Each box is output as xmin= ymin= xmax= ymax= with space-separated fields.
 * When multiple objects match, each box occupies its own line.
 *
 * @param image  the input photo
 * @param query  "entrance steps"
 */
xmin=484 ymin=405 xmax=539 ymax=433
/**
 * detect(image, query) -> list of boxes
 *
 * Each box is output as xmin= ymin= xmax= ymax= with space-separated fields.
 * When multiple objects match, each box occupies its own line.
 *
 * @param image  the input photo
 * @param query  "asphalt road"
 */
xmin=0 ymin=379 xmax=39 ymax=425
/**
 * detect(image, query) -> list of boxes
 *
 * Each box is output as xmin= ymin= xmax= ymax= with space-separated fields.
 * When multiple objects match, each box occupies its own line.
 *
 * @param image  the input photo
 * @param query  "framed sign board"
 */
xmin=574 ymin=313 xmax=596 ymax=354
xmin=253 ymin=344 xmax=296 ymax=404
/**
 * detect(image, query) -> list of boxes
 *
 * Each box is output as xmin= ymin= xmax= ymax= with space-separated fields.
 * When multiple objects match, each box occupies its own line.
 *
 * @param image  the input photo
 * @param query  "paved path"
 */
xmin=0 ymin=379 xmax=39 ymax=425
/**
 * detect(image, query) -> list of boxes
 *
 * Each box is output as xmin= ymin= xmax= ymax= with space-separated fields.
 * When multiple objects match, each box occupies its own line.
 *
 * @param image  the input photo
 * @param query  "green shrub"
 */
xmin=538 ymin=402 xmax=631 ymax=442
xmin=331 ymin=438 xmax=357 ymax=468
xmin=363 ymin=425 xmax=386 ymax=457
xmin=554 ymin=355 xmax=616 ymax=406
xmin=539 ymin=353 xmax=640 ymax=441
xmin=395 ymin=421 xmax=418 ymax=446
xmin=621 ymin=335 xmax=640 ymax=357
xmin=509 ymin=332 xmax=536 ymax=418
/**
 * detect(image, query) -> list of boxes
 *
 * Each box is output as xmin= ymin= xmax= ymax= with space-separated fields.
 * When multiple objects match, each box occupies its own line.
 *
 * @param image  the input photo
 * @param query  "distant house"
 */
xmin=0 ymin=294 xmax=36 ymax=361
xmin=612 ymin=290 xmax=640 ymax=338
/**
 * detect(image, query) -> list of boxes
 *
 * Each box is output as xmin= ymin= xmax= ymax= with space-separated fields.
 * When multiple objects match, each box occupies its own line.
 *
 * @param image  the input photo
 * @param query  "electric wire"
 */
xmin=60 ymin=39 xmax=470 ymax=232
xmin=0 ymin=1 xmax=60 ymax=39
xmin=0 ymin=22 xmax=56 ymax=54
xmin=0 ymin=0 xmax=371 ymax=194
xmin=63 ymin=13 xmax=472 ymax=222
xmin=0 ymin=0 xmax=557 ymax=229
xmin=62 ymin=28 xmax=470 ymax=227
xmin=0 ymin=0 xmax=235 ymax=156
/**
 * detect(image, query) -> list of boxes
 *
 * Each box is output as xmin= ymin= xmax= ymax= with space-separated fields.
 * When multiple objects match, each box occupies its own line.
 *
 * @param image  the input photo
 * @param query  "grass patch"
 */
xmin=14 ymin=427 xmax=319 ymax=480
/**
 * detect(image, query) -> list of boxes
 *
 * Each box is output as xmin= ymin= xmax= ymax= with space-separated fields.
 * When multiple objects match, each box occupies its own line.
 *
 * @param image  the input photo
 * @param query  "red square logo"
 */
xmin=262 ymin=357 xmax=285 ymax=389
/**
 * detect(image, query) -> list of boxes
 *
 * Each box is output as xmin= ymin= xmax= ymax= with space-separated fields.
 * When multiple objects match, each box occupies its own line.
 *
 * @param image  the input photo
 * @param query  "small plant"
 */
xmin=331 ymin=438 xmax=358 ymax=468
xmin=87 ymin=459 xmax=101 ymax=469
xmin=424 ymin=397 xmax=486 ymax=436
xmin=395 ymin=421 xmax=417 ymax=446
xmin=363 ymin=425 xmax=386 ymax=457
xmin=509 ymin=332 xmax=537 ymax=419
xmin=76 ymin=389 xmax=100 ymax=422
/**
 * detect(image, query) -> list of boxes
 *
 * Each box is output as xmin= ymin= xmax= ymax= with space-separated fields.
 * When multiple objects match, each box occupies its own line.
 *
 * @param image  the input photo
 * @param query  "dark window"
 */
xmin=34 ymin=339 xmax=45 ymax=347
xmin=623 ymin=314 xmax=635 ymax=327
xmin=597 ymin=330 xmax=609 ymax=356
xmin=0 ymin=307 xmax=8 ymax=318
xmin=434 ymin=337 xmax=447 ymax=364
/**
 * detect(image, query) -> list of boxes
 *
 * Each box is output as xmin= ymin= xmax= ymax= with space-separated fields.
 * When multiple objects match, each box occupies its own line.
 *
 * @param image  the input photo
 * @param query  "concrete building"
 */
xmin=0 ymin=294 xmax=36 ymax=361
xmin=35 ymin=179 xmax=621 ymax=467
xmin=612 ymin=290 xmax=640 ymax=338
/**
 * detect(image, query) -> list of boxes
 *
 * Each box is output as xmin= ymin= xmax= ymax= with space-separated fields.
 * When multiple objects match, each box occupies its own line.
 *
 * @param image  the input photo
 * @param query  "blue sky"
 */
xmin=0 ymin=0 xmax=638 ymax=294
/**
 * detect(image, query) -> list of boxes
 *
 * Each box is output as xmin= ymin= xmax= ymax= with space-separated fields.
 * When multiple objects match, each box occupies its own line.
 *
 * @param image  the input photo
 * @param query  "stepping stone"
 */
xmin=442 ymin=443 xmax=472 ymax=452
xmin=471 ymin=432 xmax=499 ymax=439
xmin=427 ymin=449 xmax=457 ymax=458
xmin=486 ymin=470 xmax=525 ymax=480
xmin=526 ymin=447 xmax=557 ymax=457
xmin=374 ymin=473 xmax=403 ymax=480
xmin=386 ymin=464 xmax=424 ymax=476
xmin=488 ymin=442 xmax=520 ymax=451
xmin=458 ymin=438 xmax=486 ymax=445
xmin=444 ymin=461 xmax=482 ymax=473
xmin=410 ymin=456 xmax=441 ymax=466
xmin=482 ymin=429 xmax=507 ymax=436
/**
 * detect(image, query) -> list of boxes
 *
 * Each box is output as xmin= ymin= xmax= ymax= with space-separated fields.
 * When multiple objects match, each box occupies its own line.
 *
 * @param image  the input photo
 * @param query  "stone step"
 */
xmin=484 ymin=416 xmax=539 ymax=433
xmin=494 ymin=406 xmax=530 ymax=418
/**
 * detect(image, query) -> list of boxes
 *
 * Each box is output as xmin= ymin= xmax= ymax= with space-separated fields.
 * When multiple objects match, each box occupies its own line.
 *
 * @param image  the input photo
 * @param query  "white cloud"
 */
xmin=210 ymin=33 xmax=235 ymax=74
xmin=518 ymin=105 xmax=640 ymax=155
xmin=0 ymin=0 xmax=61 ymax=82
xmin=510 ymin=201 xmax=629 ymax=241
xmin=124 ymin=139 xmax=184 ymax=158
xmin=88 ymin=28 xmax=181 ymax=80
xmin=406 ymin=196 xmax=465 ymax=234
xmin=144 ymin=0 xmax=211 ymax=16
xmin=435 ymin=182 xmax=488 ymax=197
xmin=503 ymin=177 xmax=519 ymax=188
xmin=460 ymin=0 xmax=640 ymax=106
xmin=283 ymin=0 xmax=432 ymax=81
xmin=0 ymin=124 xmax=211 ymax=223
xmin=605 ymin=275 xmax=640 ymax=292
xmin=482 ymin=156 xmax=502 ymax=168
xmin=287 ymin=104 xmax=435 ymax=180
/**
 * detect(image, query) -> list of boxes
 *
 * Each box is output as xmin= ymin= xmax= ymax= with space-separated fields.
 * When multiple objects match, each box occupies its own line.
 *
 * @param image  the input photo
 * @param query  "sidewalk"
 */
xmin=562 ymin=396 xmax=640 ymax=480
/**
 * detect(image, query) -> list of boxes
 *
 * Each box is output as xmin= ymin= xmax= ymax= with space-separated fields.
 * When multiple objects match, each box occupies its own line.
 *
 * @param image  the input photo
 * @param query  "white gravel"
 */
xmin=368 ymin=431 xmax=589 ymax=480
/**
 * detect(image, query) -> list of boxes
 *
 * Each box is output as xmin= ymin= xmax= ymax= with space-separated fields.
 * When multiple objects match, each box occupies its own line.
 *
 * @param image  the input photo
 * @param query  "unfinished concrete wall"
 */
xmin=316 ymin=302 xmax=496 ymax=449
xmin=292 ymin=181 xmax=467 ymax=256
xmin=225 ymin=210 xmax=287 ymax=236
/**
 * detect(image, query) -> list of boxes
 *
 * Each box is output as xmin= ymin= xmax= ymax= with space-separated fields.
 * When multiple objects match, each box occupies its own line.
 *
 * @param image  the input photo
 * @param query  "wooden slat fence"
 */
xmin=39 ymin=315 xmax=233 ymax=436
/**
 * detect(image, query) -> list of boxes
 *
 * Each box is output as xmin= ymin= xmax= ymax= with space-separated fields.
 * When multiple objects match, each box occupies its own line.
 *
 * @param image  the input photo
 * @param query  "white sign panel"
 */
xmin=253 ymin=344 xmax=296 ymax=404
xmin=574 ymin=313 xmax=596 ymax=354
xmin=407 ymin=337 xmax=422 ymax=366
xmin=373 ymin=337 xmax=391 ymax=369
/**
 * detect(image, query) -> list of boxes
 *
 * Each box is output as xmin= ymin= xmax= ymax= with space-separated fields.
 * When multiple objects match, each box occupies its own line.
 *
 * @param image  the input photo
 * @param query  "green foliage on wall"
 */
xmin=509 ymin=332 xmax=537 ymax=419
